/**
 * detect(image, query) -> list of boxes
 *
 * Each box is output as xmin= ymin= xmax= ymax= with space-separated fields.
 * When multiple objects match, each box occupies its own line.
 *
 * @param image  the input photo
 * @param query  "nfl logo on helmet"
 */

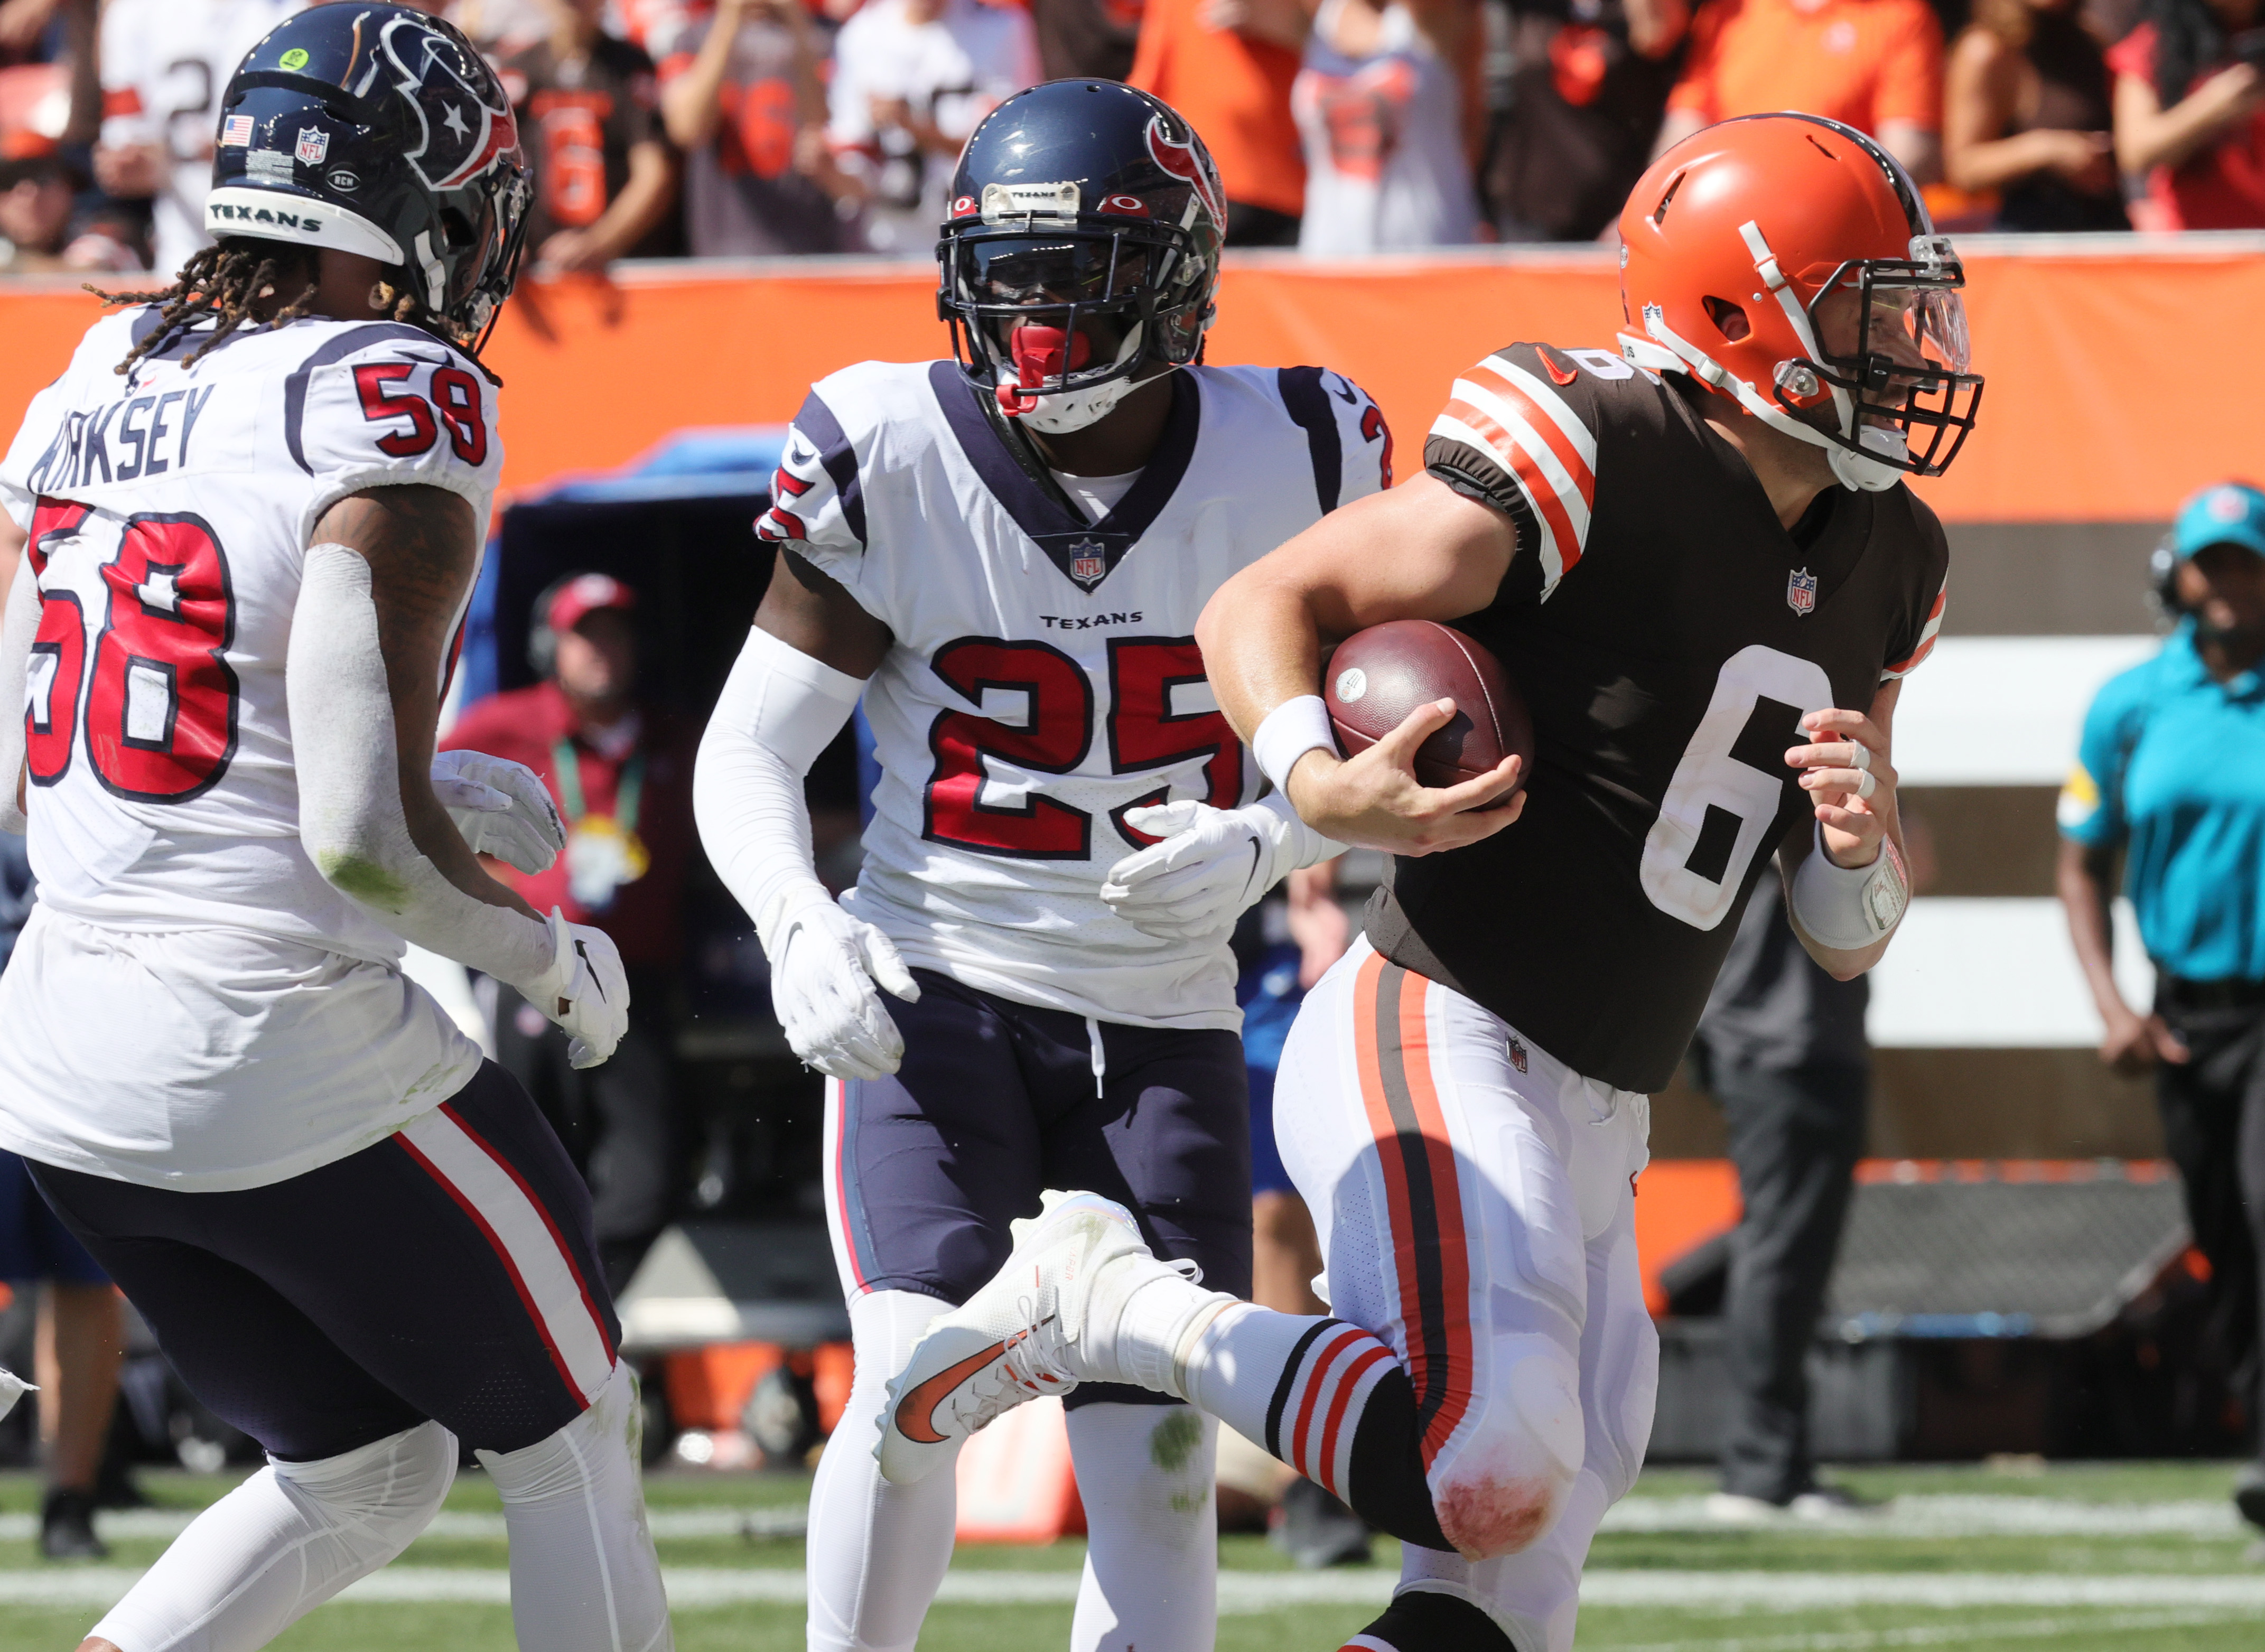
xmin=1786 ymin=567 xmax=1818 ymax=615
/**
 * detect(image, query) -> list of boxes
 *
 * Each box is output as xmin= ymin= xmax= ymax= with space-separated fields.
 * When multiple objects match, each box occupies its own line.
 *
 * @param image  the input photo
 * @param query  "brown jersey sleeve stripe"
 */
xmin=1462 ymin=361 xmax=1596 ymax=509
xmin=1436 ymin=398 xmax=1583 ymax=587
xmin=1882 ymin=581 xmax=1949 ymax=679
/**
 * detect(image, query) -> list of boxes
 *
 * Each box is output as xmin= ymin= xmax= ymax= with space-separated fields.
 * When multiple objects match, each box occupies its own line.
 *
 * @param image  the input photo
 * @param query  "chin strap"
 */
xmin=995 ymin=321 xmax=1150 ymax=433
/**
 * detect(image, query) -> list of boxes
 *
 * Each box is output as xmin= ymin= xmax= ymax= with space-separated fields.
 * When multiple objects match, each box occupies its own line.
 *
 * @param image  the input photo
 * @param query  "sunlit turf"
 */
xmin=0 ymin=1460 xmax=2258 ymax=1649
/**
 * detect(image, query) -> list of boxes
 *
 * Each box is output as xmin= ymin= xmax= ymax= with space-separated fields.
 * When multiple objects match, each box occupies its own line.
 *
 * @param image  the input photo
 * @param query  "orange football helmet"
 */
xmin=1617 ymin=113 xmax=1982 ymax=491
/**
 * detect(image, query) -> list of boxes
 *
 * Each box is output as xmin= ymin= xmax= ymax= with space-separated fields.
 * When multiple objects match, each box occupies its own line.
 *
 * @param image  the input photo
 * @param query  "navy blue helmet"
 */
xmin=937 ymin=80 xmax=1226 ymax=430
xmin=208 ymin=4 xmax=531 ymax=349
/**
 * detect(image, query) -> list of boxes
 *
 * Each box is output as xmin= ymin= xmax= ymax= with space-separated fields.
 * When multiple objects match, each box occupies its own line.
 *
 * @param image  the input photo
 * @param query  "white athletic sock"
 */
xmin=1066 ymin=1402 xmax=1219 ymax=1652
xmin=807 ymin=1289 xmax=959 ymax=1652
xmin=476 ymin=1360 xmax=672 ymax=1652
xmin=1082 ymin=1256 xmax=1239 ymax=1397
xmin=89 ymin=1420 xmax=456 ymax=1652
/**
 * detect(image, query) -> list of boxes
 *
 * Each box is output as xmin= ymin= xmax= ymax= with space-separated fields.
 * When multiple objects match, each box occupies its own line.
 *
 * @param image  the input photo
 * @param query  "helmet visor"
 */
xmin=956 ymin=232 xmax=1158 ymax=309
xmin=1802 ymin=251 xmax=1983 ymax=478
xmin=1857 ymin=281 xmax=1970 ymax=379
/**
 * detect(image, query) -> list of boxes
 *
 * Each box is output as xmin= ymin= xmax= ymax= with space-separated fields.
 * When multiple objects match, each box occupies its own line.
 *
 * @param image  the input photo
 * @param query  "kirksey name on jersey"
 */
xmin=0 ymin=307 xmax=501 ymax=1189
xmin=1369 ymin=342 xmax=1950 ymax=1093
xmin=763 ymin=358 xmax=1389 ymax=1029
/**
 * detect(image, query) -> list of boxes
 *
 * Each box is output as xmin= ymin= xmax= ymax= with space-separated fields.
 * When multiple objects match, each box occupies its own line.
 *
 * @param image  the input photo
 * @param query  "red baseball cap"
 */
xmin=546 ymin=572 xmax=636 ymax=635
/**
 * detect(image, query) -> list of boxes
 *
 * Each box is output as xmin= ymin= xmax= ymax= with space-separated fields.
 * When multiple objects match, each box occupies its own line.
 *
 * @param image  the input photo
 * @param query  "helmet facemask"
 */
xmin=939 ymin=200 xmax=1214 ymax=434
xmin=1785 ymin=235 xmax=1982 ymax=486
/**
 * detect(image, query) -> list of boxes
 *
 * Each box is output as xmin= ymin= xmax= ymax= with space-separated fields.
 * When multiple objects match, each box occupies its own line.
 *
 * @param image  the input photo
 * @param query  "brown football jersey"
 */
xmin=1363 ymin=341 xmax=1948 ymax=1092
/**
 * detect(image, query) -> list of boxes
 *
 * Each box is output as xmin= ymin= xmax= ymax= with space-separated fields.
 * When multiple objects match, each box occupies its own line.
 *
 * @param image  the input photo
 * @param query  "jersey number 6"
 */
xmin=1639 ymin=643 xmax=1832 ymax=929
xmin=924 ymin=637 xmax=1240 ymax=860
xmin=26 ymin=504 xmax=240 ymax=803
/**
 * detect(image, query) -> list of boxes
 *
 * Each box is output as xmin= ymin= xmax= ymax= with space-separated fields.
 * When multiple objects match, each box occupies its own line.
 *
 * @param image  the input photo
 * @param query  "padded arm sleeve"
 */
xmin=693 ymin=624 xmax=867 ymax=947
xmin=0 ymin=554 xmax=38 ymax=835
xmin=288 ymin=543 xmax=556 ymax=992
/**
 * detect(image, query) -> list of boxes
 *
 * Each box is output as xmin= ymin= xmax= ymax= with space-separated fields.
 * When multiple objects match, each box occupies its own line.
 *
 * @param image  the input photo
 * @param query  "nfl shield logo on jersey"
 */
xmin=1069 ymin=538 xmax=1107 ymax=587
xmin=295 ymin=127 xmax=330 ymax=166
xmin=1786 ymin=567 xmax=1818 ymax=616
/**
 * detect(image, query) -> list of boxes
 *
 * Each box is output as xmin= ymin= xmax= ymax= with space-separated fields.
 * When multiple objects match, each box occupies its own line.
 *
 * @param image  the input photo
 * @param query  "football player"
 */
xmin=693 ymin=79 xmax=1391 ymax=1652
xmin=0 ymin=11 xmax=671 ymax=1651
xmin=881 ymin=114 xmax=1973 ymax=1652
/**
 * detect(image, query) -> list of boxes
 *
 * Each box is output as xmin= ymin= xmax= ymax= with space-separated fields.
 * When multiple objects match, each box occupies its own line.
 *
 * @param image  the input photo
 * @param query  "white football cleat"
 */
xmin=876 ymin=1190 xmax=1150 ymax=1486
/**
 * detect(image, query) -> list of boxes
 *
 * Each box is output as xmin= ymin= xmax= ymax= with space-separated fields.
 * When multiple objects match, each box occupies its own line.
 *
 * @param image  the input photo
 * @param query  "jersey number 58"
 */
xmin=25 ymin=500 xmax=239 ymax=803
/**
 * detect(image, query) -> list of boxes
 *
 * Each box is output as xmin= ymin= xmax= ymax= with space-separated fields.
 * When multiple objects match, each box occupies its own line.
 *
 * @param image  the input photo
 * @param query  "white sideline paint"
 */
xmin=1865 ymin=896 xmax=2154 ymax=1048
xmin=1890 ymin=635 xmax=2159 ymax=787
xmin=6 ymin=1566 xmax=2265 ymax=1613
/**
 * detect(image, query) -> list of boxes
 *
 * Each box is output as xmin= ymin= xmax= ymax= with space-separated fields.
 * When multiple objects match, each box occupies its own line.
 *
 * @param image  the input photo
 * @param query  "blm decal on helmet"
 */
xmin=352 ymin=12 xmax=519 ymax=192
xmin=1144 ymin=114 xmax=1222 ymax=232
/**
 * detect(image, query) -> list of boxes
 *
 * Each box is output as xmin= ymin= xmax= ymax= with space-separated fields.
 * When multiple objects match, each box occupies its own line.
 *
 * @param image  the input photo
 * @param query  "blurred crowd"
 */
xmin=5 ymin=0 xmax=2265 ymax=275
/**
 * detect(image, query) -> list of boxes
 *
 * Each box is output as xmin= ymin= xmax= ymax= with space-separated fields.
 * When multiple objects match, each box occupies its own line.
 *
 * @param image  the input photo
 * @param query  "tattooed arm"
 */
xmin=306 ymin=484 xmax=539 ymax=920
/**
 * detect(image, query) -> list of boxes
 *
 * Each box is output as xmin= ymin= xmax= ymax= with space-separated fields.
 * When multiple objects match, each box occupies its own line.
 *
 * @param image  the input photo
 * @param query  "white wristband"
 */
xmin=1788 ymin=824 xmax=1909 ymax=951
xmin=1252 ymin=695 xmax=1337 ymax=792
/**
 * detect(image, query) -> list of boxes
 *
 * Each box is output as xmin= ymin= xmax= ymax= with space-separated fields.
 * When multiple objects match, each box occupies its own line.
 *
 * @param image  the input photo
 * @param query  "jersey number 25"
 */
xmin=924 ymin=636 xmax=1239 ymax=860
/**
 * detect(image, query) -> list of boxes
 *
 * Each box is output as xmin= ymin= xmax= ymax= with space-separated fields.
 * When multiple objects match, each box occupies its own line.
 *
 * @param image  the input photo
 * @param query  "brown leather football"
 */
xmin=1324 ymin=620 xmax=1535 ymax=793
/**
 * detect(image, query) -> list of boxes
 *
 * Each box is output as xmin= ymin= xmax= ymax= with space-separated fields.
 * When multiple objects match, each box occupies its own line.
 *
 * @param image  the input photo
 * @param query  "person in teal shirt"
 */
xmin=2059 ymin=479 xmax=2265 ymax=1535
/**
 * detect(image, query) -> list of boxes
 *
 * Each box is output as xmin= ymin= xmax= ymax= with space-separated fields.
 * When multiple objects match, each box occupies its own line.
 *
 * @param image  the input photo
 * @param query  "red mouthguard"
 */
xmin=998 ymin=325 xmax=1093 ymax=415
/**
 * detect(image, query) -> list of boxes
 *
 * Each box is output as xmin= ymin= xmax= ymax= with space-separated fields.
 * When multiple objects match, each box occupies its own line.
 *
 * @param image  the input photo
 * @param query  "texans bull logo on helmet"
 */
xmin=1143 ymin=114 xmax=1224 ymax=234
xmin=350 ymin=11 xmax=520 ymax=193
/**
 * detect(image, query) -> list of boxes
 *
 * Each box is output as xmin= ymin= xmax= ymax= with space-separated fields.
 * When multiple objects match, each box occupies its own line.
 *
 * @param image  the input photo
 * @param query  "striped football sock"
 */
xmin=1181 ymin=1306 xmax=1450 ymax=1551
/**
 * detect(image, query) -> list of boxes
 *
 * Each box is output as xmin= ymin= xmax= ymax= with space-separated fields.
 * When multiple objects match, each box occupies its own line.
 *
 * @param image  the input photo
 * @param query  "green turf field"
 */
xmin=2 ymin=1459 xmax=2260 ymax=1649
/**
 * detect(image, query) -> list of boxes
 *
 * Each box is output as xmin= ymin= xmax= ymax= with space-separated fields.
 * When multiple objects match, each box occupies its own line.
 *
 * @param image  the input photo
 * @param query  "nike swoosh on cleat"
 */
xmin=894 ymin=1342 xmax=1009 ymax=1444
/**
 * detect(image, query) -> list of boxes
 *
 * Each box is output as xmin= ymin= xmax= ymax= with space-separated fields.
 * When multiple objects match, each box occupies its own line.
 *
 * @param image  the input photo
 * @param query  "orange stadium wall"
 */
xmin=4 ymin=235 xmax=2263 ymax=518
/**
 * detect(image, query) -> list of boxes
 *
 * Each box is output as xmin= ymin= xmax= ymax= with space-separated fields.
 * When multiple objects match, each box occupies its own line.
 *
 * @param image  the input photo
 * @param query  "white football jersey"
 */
xmin=765 ymin=358 xmax=1392 ymax=1030
xmin=99 ymin=0 xmax=305 ymax=278
xmin=0 ymin=306 xmax=500 ymax=1189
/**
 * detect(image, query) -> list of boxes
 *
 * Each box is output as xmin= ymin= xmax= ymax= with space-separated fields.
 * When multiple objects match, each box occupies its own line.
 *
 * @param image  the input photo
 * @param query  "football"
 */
xmin=1324 ymin=620 xmax=1535 ymax=793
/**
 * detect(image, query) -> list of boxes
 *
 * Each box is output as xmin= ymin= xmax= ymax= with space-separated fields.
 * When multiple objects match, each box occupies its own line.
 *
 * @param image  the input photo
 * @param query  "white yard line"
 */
xmin=4 ymin=1568 xmax=2265 ymax=1613
xmin=1598 ymin=1495 xmax=2246 ymax=1538
xmin=1605 ymin=1607 xmax=2247 ymax=1652
xmin=7 ymin=1493 xmax=2232 ymax=1547
xmin=0 ymin=1507 xmax=812 ymax=1543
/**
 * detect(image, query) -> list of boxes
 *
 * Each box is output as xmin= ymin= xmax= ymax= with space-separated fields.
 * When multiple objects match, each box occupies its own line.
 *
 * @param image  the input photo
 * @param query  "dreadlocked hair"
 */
xmin=89 ymin=240 xmax=325 ymax=376
xmin=88 ymin=236 xmax=504 ymax=386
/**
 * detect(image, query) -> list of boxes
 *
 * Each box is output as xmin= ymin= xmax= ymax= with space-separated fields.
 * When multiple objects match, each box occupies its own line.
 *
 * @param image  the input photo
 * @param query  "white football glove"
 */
xmin=517 ymin=908 xmax=631 ymax=1069
xmin=1101 ymin=794 xmax=1345 ymax=943
xmin=432 ymin=750 xmax=567 ymax=875
xmin=760 ymin=883 xmax=920 ymax=1080
xmin=0 ymin=1363 xmax=32 ymax=1423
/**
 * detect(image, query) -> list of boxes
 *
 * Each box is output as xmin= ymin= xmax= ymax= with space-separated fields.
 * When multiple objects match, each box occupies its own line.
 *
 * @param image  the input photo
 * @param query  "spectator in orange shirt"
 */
xmin=1131 ymin=0 xmax=1313 ymax=243
xmin=2109 ymin=0 xmax=2265 ymax=230
xmin=1653 ymin=0 xmax=1946 ymax=183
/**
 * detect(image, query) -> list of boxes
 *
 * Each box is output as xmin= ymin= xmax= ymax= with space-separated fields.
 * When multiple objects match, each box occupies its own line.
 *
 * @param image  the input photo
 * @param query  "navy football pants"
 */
xmin=29 ymin=1060 xmax=619 ymax=1461
xmin=826 ymin=969 xmax=1253 ymax=1407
